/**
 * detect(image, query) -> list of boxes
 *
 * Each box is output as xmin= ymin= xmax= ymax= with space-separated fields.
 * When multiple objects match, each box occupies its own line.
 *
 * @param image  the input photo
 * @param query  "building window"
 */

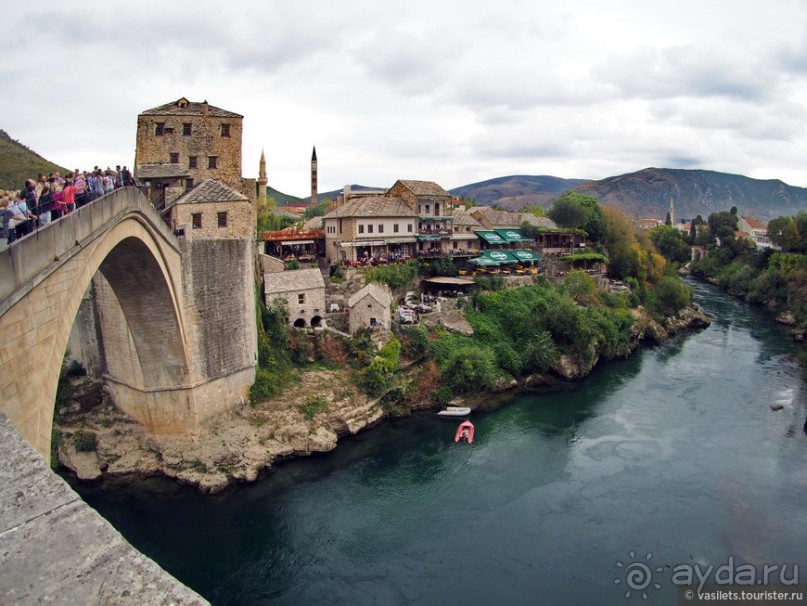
xmin=185 ymin=178 xmax=194 ymax=191
xmin=407 ymin=224 xmax=413 ymax=232
xmin=298 ymin=293 xmax=305 ymax=304
xmin=170 ymin=152 xmax=179 ymax=164
xmin=192 ymin=213 xmax=202 ymax=229
xmin=368 ymin=224 xmax=373 ymax=233
xmin=155 ymin=122 xmax=165 ymax=136
xmin=208 ymin=156 xmax=218 ymax=169
xmin=221 ymin=124 xmax=230 ymax=137
xmin=394 ymin=224 xmax=399 ymax=233
xmin=358 ymin=224 xmax=364 ymax=234
xmin=426 ymin=204 xmax=430 ymax=215
xmin=183 ymin=122 xmax=192 ymax=136
xmin=378 ymin=224 xmax=384 ymax=233
xmin=217 ymin=211 xmax=228 ymax=228
xmin=188 ymin=155 xmax=197 ymax=168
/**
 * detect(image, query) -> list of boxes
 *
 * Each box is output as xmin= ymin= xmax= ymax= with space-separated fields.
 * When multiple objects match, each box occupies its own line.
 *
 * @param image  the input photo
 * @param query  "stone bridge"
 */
xmin=0 ymin=187 xmax=256 ymax=460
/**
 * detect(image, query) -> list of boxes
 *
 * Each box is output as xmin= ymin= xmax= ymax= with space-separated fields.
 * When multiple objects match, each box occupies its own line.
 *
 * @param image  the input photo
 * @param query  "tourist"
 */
xmin=37 ymin=183 xmax=53 ymax=225
xmin=10 ymin=190 xmax=36 ymax=241
xmin=103 ymin=170 xmax=114 ymax=193
xmin=61 ymin=176 xmax=76 ymax=213
xmin=74 ymin=172 xmax=88 ymax=208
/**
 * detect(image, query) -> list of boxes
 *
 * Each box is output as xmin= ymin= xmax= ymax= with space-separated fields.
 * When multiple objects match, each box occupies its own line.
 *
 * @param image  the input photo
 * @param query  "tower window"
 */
xmin=220 ymin=124 xmax=230 ymax=137
xmin=192 ymin=213 xmax=202 ymax=229
xmin=217 ymin=211 xmax=228 ymax=228
xmin=170 ymin=152 xmax=179 ymax=164
xmin=183 ymin=123 xmax=192 ymax=136
xmin=155 ymin=122 xmax=165 ymax=136
xmin=208 ymin=156 xmax=218 ymax=169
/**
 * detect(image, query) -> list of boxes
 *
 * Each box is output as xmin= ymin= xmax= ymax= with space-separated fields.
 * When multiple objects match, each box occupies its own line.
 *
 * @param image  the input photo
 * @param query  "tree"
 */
xmin=665 ymin=212 xmax=672 ymax=226
xmin=548 ymin=192 xmax=604 ymax=241
xmin=650 ymin=225 xmax=691 ymax=263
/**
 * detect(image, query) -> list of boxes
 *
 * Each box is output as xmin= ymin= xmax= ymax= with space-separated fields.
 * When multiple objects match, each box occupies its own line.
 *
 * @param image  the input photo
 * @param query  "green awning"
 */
xmin=475 ymin=230 xmax=507 ymax=245
xmin=481 ymin=249 xmax=518 ymax=263
xmin=495 ymin=229 xmax=533 ymax=243
xmin=468 ymin=256 xmax=501 ymax=266
xmin=416 ymin=234 xmax=441 ymax=241
xmin=509 ymin=250 xmax=541 ymax=262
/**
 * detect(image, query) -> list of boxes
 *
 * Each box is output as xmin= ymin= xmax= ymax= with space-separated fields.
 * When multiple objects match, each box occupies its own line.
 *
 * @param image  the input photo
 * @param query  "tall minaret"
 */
xmin=311 ymin=146 xmax=318 ymax=206
xmin=669 ymin=197 xmax=675 ymax=225
xmin=258 ymin=149 xmax=268 ymax=201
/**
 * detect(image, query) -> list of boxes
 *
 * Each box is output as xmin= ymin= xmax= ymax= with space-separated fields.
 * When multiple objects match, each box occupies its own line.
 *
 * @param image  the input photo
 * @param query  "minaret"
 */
xmin=258 ymin=149 xmax=268 ymax=201
xmin=669 ymin=197 xmax=675 ymax=225
xmin=311 ymin=146 xmax=318 ymax=206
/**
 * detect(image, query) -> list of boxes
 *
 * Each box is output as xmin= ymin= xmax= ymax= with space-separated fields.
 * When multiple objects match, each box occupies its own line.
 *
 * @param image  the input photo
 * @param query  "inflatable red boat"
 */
xmin=454 ymin=420 xmax=474 ymax=444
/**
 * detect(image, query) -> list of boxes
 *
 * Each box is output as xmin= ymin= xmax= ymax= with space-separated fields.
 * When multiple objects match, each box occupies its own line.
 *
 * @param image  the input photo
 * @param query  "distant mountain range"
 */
xmin=3 ymin=128 xmax=806 ymax=221
xmin=449 ymin=175 xmax=589 ymax=210
xmin=571 ymin=168 xmax=807 ymax=221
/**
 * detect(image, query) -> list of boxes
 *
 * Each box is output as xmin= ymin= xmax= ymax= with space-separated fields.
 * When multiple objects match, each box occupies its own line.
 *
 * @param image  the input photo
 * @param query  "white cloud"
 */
xmin=2 ymin=0 xmax=807 ymax=194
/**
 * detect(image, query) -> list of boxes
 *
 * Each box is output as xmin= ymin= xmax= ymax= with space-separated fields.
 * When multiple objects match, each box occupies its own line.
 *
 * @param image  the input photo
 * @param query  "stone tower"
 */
xmin=311 ymin=146 xmax=318 ymax=206
xmin=135 ymin=98 xmax=244 ymax=193
xmin=258 ymin=148 xmax=268 ymax=201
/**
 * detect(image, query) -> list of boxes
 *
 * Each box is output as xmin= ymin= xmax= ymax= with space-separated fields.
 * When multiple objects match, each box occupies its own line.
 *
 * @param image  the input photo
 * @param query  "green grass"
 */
xmin=0 ymin=130 xmax=69 ymax=191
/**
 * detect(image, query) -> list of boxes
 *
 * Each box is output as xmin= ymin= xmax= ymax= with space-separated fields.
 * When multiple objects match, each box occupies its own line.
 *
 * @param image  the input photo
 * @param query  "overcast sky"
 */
xmin=3 ymin=0 xmax=807 ymax=197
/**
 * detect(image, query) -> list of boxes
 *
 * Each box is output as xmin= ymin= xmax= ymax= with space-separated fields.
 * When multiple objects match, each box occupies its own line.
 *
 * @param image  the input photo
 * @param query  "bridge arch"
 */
xmin=0 ymin=188 xmax=191 ymax=459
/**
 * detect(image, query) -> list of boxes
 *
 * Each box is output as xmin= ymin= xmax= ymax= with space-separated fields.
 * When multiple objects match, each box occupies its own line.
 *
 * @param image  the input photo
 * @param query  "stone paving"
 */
xmin=0 ymin=413 xmax=208 ymax=605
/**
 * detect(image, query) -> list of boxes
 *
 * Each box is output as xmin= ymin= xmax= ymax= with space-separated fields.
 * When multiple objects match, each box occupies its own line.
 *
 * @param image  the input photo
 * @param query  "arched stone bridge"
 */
xmin=0 ymin=188 xmax=255 ymax=460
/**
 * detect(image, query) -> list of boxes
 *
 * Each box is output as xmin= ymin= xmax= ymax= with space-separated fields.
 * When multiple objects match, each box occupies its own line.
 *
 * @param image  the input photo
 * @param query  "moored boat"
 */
xmin=437 ymin=406 xmax=471 ymax=417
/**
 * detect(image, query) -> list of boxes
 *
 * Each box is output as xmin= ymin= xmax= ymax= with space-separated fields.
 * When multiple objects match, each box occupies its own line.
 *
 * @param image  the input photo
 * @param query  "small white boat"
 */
xmin=437 ymin=406 xmax=471 ymax=418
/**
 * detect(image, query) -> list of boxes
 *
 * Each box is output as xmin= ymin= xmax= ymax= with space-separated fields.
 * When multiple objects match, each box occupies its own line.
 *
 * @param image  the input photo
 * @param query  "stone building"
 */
xmin=322 ymin=196 xmax=418 ymax=265
xmin=264 ymin=268 xmax=326 ymax=328
xmin=387 ymin=180 xmax=455 ymax=256
xmin=348 ymin=282 xmax=392 ymax=333
xmin=135 ymin=97 xmax=247 ymax=207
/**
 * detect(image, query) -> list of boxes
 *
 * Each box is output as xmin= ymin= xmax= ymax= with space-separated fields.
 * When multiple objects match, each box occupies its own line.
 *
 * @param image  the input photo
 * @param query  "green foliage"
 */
xmin=441 ymin=345 xmax=499 ymax=394
xmin=646 ymin=276 xmax=692 ymax=317
xmin=298 ymin=396 xmax=328 ymax=419
xmin=286 ymin=258 xmax=300 ymax=270
xmin=250 ymin=293 xmax=298 ymax=403
xmin=365 ymin=261 xmax=421 ymax=291
xmin=303 ymin=198 xmax=332 ymax=219
xmin=547 ymin=192 xmax=604 ymax=241
xmin=562 ymin=270 xmax=597 ymax=300
xmin=474 ymin=276 xmax=506 ymax=292
xmin=650 ymin=225 xmax=691 ymax=263
xmin=73 ymin=429 xmax=98 ymax=452
xmin=395 ymin=324 xmax=430 ymax=361
xmin=425 ymin=254 xmax=458 ymax=277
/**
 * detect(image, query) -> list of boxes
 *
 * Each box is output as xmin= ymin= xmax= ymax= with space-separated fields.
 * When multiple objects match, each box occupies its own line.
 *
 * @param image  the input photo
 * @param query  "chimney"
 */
xmin=202 ymin=100 xmax=209 ymax=117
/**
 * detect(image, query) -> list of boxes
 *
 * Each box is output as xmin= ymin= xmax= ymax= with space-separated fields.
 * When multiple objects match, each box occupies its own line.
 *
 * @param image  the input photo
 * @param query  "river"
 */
xmin=67 ymin=280 xmax=807 ymax=605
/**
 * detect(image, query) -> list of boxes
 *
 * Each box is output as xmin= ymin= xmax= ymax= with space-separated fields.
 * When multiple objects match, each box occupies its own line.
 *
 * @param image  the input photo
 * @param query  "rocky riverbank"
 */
xmin=56 ymin=305 xmax=710 ymax=493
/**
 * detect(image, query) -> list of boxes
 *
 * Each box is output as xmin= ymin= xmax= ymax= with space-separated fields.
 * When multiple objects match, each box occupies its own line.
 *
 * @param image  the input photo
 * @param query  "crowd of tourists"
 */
xmin=0 ymin=166 xmax=133 ymax=246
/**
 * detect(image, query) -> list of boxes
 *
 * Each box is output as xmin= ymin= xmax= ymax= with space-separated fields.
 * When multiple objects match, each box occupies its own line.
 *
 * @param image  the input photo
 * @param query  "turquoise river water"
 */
xmin=67 ymin=280 xmax=807 ymax=605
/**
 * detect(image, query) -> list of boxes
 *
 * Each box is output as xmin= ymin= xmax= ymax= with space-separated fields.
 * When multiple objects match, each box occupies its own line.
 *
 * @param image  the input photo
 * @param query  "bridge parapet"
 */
xmin=0 ymin=188 xmax=179 ymax=316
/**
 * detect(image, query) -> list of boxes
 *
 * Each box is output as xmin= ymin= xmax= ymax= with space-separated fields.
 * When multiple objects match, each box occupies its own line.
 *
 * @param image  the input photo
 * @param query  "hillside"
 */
xmin=573 ymin=168 xmax=807 ymax=221
xmin=449 ymin=175 xmax=589 ymax=210
xmin=0 ymin=130 xmax=68 ymax=191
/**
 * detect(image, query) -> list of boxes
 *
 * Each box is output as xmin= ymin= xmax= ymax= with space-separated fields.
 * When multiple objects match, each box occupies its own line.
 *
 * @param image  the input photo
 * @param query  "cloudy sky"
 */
xmin=3 ymin=0 xmax=807 ymax=197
